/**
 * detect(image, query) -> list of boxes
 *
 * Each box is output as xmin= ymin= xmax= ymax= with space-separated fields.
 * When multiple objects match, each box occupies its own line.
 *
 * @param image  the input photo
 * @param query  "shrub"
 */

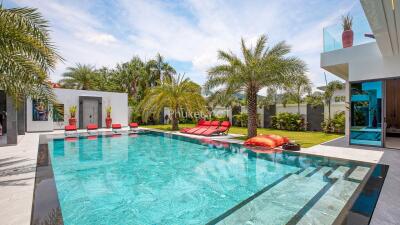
xmin=233 ymin=113 xmax=248 ymax=127
xmin=211 ymin=115 xmax=229 ymax=122
xmin=322 ymin=111 xmax=345 ymax=133
xmin=271 ymin=112 xmax=305 ymax=131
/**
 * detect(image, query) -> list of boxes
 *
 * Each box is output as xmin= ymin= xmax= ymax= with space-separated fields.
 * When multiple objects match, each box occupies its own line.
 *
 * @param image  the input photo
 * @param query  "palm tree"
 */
xmin=146 ymin=53 xmax=176 ymax=86
xmin=324 ymin=80 xmax=344 ymax=119
xmin=0 ymin=5 xmax=62 ymax=103
xmin=59 ymin=64 xmax=96 ymax=90
xmin=114 ymin=57 xmax=147 ymax=102
xmin=283 ymin=73 xmax=312 ymax=114
xmin=139 ymin=74 xmax=206 ymax=130
xmin=205 ymin=35 xmax=306 ymax=137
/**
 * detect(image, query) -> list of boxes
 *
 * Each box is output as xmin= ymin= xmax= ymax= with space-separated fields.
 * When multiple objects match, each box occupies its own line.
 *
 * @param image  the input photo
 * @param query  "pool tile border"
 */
xmin=31 ymin=131 xmax=389 ymax=225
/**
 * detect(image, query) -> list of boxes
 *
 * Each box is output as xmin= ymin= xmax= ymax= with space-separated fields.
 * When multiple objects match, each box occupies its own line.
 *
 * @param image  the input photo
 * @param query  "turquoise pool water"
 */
xmin=48 ymin=131 xmax=372 ymax=225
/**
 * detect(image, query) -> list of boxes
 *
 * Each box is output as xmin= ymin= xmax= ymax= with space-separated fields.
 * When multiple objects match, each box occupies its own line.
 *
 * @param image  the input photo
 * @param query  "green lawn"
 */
xmin=142 ymin=124 xmax=343 ymax=148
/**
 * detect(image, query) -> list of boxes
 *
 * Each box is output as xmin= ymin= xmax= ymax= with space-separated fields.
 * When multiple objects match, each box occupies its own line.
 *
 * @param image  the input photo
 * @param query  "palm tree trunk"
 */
xmin=328 ymin=101 xmax=331 ymax=120
xmin=247 ymin=87 xmax=258 ymax=138
xmin=171 ymin=111 xmax=179 ymax=130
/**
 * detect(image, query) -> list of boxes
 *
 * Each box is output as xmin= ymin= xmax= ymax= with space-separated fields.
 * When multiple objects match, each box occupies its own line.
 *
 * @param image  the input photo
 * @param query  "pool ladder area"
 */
xmin=207 ymin=165 xmax=370 ymax=225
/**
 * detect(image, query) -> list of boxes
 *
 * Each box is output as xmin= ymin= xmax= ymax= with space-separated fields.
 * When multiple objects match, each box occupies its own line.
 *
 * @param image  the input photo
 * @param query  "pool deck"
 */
xmin=0 ymin=129 xmax=398 ymax=225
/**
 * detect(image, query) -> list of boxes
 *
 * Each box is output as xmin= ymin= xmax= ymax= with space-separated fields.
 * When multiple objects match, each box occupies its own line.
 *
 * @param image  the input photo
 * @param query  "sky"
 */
xmin=6 ymin=0 xmax=366 ymax=90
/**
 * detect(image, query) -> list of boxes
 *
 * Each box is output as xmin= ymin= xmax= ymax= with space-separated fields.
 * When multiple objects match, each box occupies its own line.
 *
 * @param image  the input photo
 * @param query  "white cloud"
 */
xmin=9 ymin=0 xmax=358 ymax=87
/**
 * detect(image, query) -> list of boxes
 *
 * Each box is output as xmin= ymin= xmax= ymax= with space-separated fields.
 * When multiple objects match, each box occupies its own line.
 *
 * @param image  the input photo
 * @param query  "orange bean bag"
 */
xmin=244 ymin=134 xmax=289 ymax=148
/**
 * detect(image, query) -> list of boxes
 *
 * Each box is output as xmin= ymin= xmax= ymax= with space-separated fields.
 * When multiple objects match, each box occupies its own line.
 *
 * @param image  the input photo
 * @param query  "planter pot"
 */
xmin=69 ymin=118 xmax=76 ymax=126
xmin=106 ymin=117 xmax=112 ymax=128
xmin=342 ymin=29 xmax=354 ymax=48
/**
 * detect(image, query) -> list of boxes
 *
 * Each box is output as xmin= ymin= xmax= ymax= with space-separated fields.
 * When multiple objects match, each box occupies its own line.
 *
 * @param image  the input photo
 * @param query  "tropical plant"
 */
xmin=114 ymin=57 xmax=147 ymax=103
xmin=305 ymin=91 xmax=324 ymax=107
xmin=69 ymin=105 xmax=77 ymax=118
xmin=106 ymin=106 xmax=112 ymax=117
xmin=322 ymin=111 xmax=345 ymax=133
xmin=205 ymin=35 xmax=306 ymax=137
xmin=283 ymin=73 xmax=312 ymax=114
xmin=323 ymin=80 xmax=344 ymax=119
xmin=59 ymin=64 xmax=96 ymax=90
xmin=233 ymin=113 xmax=248 ymax=127
xmin=271 ymin=112 xmax=305 ymax=131
xmin=342 ymin=14 xmax=353 ymax=31
xmin=146 ymin=53 xmax=176 ymax=86
xmin=139 ymin=74 xmax=206 ymax=130
xmin=0 ymin=5 xmax=62 ymax=104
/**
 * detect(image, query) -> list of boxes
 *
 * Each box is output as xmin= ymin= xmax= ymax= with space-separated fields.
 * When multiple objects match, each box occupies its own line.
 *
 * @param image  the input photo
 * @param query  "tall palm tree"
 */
xmin=115 ymin=57 xmax=148 ymax=102
xmin=283 ymin=73 xmax=312 ymax=114
xmin=59 ymin=64 xmax=96 ymax=90
xmin=324 ymin=80 xmax=344 ymax=119
xmin=146 ymin=53 xmax=176 ymax=86
xmin=139 ymin=74 xmax=206 ymax=130
xmin=0 ymin=5 xmax=62 ymax=103
xmin=205 ymin=35 xmax=306 ymax=137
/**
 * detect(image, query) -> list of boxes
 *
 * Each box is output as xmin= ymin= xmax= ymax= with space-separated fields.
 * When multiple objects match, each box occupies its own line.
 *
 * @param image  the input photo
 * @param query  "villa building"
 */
xmin=321 ymin=0 xmax=400 ymax=148
xmin=0 ymin=88 xmax=128 ymax=146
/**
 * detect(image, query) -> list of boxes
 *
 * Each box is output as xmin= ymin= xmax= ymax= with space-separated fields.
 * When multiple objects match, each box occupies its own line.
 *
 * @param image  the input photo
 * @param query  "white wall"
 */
xmin=276 ymin=104 xmax=307 ymax=115
xmin=240 ymin=106 xmax=264 ymax=127
xmin=27 ymin=89 xmax=128 ymax=132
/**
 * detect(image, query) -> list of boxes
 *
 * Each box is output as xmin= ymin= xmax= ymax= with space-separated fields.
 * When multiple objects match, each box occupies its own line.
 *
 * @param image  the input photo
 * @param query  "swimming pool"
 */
xmin=32 ymin=131 xmax=387 ymax=225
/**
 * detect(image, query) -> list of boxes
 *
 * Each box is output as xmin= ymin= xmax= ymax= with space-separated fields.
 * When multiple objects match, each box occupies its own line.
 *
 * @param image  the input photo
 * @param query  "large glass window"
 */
xmin=350 ymin=81 xmax=382 ymax=146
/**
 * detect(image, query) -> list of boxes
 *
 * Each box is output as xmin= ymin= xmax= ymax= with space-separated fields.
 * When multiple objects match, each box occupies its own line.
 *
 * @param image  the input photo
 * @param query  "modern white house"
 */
xmin=27 ymin=88 xmax=129 ymax=132
xmin=321 ymin=0 xmax=400 ymax=148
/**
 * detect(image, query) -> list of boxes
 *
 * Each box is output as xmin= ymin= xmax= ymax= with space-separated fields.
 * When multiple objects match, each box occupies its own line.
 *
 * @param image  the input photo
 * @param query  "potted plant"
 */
xmin=69 ymin=105 xmax=77 ymax=126
xmin=342 ymin=14 xmax=353 ymax=48
xmin=105 ymin=106 xmax=112 ymax=128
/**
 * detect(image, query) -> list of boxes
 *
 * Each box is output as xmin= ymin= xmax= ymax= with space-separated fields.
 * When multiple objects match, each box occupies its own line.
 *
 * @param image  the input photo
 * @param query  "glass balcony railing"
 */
xmin=323 ymin=15 xmax=375 ymax=52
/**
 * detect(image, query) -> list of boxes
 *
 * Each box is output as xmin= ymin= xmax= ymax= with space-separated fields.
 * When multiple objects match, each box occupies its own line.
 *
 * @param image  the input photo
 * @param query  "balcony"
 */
xmin=323 ymin=15 xmax=375 ymax=52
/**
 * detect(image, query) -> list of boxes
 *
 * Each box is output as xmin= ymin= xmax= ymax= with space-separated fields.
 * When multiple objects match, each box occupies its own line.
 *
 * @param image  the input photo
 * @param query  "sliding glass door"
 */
xmin=350 ymin=81 xmax=383 ymax=146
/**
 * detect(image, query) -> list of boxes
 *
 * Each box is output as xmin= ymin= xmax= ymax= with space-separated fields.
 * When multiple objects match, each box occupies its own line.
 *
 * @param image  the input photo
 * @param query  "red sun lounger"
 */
xmin=129 ymin=122 xmax=139 ymax=129
xmin=185 ymin=121 xmax=212 ymax=134
xmin=193 ymin=121 xmax=220 ymax=135
xmin=180 ymin=119 xmax=205 ymax=133
xmin=86 ymin=124 xmax=98 ymax=133
xmin=65 ymin=125 xmax=77 ymax=136
xmin=202 ymin=121 xmax=231 ymax=136
xmin=112 ymin=123 xmax=122 ymax=132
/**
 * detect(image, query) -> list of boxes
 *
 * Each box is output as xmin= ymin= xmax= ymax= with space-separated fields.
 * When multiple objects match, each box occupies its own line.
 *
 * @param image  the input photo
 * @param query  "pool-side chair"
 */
xmin=86 ymin=124 xmax=98 ymax=133
xmin=185 ymin=121 xmax=212 ymax=134
xmin=193 ymin=121 xmax=220 ymax=135
xmin=202 ymin=121 xmax=231 ymax=136
xmin=65 ymin=125 xmax=77 ymax=136
xmin=180 ymin=119 xmax=205 ymax=133
xmin=129 ymin=122 xmax=139 ymax=130
xmin=112 ymin=123 xmax=122 ymax=133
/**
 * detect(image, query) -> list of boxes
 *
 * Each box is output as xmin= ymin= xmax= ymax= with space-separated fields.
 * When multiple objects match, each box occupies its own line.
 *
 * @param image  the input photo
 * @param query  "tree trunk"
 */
xmin=297 ymin=102 xmax=300 ymax=114
xmin=171 ymin=111 xmax=179 ymax=130
xmin=328 ymin=101 xmax=331 ymax=120
xmin=247 ymin=87 xmax=258 ymax=138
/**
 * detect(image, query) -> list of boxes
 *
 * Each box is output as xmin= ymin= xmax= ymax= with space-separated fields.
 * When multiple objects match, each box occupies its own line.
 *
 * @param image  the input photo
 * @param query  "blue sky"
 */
xmin=6 ymin=0 xmax=367 ymax=89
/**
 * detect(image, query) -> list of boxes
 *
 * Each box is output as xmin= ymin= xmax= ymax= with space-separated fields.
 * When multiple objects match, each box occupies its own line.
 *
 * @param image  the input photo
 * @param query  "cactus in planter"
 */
xmin=105 ymin=106 xmax=112 ymax=128
xmin=69 ymin=105 xmax=77 ymax=125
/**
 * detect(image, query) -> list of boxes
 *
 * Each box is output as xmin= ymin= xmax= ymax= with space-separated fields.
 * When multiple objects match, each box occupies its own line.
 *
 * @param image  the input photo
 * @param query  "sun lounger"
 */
xmin=185 ymin=121 xmax=211 ymax=134
xmin=112 ymin=123 xmax=122 ymax=133
xmin=202 ymin=121 xmax=231 ymax=136
xmin=193 ymin=121 xmax=220 ymax=135
xmin=86 ymin=124 xmax=98 ymax=134
xmin=129 ymin=122 xmax=139 ymax=132
xmin=65 ymin=125 xmax=77 ymax=136
xmin=180 ymin=120 xmax=205 ymax=133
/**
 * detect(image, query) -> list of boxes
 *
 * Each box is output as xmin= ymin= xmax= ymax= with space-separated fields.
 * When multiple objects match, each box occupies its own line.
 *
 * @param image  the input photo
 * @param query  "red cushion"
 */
xmin=203 ymin=121 xmax=212 ymax=126
xmin=244 ymin=136 xmax=278 ymax=148
xmin=65 ymin=125 xmax=77 ymax=131
xmin=112 ymin=124 xmax=122 ymax=129
xmin=87 ymin=124 xmax=98 ymax=130
xmin=129 ymin=122 xmax=138 ymax=128
xmin=210 ymin=121 xmax=220 ymax=126
xmin=198 ymin=119 xmax=206 ymax=126
xmin=260 ymin=134 xmax=289 ymax=146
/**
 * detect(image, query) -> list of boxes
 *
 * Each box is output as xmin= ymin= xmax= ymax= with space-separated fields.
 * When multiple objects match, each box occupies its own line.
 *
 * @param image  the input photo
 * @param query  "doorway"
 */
xmin=79 ymin=97 xmax=102 ymax=129
xmin=385 ymin=78 xmax=400 ymax=149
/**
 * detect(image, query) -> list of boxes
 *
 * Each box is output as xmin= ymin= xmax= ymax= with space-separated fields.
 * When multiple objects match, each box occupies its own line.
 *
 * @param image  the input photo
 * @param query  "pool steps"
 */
xmin=212 ymin=165 xmax=369 ymax=225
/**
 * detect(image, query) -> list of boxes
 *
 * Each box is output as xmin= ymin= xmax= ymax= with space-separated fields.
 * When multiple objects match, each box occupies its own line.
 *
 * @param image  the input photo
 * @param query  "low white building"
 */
xmin=27 ymin=88 xmax=128 ymax=132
